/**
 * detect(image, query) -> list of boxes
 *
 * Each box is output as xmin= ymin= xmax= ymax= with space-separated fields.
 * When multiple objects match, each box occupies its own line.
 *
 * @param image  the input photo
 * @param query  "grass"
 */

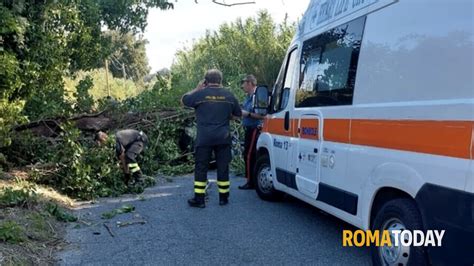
xmin=0 ymin=221 xmax=25 ymax=244
xmin=0 ymin=173 xmax=76 ymax=265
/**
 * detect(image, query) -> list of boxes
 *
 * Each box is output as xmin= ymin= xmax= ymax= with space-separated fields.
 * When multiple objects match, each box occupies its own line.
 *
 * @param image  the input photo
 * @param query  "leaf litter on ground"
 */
xmin=101 ymin=204 xmax=135 ymax=219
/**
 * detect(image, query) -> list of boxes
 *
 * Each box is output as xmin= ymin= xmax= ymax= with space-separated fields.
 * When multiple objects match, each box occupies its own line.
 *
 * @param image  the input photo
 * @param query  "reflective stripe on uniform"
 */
xmin=194 ymin=181 xmax=207 ymax=194
xmin=217 ymin=181 xmax=230 ymax=194
xmin=194 ymin=181 xmax=207 ymax=187
xmin=194 ymin=188 xmax=206 ymax=194
xmin=128 ymin=163 xmax=140 ymax=173
xmin=218 ymin=188 xmax=230 ymax=193
xmin=217 ymin=181 xmax=230 ymax=186
xmin=130 ymin=167 xmax=141 ymax=173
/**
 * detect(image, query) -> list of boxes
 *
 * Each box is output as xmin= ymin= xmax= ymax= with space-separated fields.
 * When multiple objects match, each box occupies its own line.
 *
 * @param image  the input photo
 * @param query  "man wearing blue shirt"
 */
xmin=239 ymin=75 xmax=265 ymax=190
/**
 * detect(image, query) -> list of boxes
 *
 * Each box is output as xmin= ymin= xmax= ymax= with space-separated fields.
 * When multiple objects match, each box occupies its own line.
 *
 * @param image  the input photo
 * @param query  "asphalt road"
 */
xmin=58 ymin=173 xmax=371 ymax=265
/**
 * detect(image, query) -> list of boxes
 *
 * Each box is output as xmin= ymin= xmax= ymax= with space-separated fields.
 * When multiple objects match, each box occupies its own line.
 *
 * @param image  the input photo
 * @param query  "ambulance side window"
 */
xmin=296 ymin=16 xmax=366 ymax=108
xmin=270 ymin=48 xmax=298 ymax=113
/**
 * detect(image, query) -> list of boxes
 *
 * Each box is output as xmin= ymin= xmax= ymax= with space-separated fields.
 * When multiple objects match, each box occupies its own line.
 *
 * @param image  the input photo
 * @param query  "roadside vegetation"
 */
xmin=0 ymin=173 xmax=75 ymax=265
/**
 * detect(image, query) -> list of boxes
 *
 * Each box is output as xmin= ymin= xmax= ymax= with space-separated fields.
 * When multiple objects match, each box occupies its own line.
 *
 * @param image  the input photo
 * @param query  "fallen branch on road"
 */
xmin=103 ymin=223 xmax=115 ymax=237
xmin=116 ymin=220 xmax=146 ymax=228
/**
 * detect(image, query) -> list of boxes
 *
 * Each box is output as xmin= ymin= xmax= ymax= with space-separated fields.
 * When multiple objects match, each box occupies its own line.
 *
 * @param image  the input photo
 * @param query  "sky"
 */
xmin=144 ymin=0 xmax=311 ymax=72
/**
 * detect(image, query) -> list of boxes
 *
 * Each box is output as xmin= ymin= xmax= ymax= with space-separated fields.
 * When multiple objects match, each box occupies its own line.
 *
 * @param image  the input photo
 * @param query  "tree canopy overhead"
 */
xmin=0 ymin=0 xmax=173 ymax=120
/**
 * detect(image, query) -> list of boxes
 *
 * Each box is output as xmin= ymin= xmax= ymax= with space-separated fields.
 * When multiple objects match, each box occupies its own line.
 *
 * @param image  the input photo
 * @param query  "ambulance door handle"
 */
xmin=284 ymin=111 xmax=290 ymax=131
xmin=314 ymin=148 xmax=318 ymax=154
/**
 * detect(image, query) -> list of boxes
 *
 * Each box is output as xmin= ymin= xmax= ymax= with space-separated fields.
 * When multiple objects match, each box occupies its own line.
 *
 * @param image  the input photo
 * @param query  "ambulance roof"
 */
xmin=295 ymin=0 xmax=389 ymax=41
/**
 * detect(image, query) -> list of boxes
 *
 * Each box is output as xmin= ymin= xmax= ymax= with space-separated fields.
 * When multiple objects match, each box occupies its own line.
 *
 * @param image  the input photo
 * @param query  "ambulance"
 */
xmin=252 ymin=0 xmax=473 ymax=265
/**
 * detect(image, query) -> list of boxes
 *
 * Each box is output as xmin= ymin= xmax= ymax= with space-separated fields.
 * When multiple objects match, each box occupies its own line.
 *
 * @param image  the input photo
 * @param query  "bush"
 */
xmin=0 ymin=187 xmax=37 ymax=208
xmin=0 ymin=100 xmax=27 ymax=149
xmin=45 ymin=203 xmax=78 ymax=222
xmin=0 ymin=221 xmax=25 ymax=244
xmin=3 ymin=132 xmax=54 ymax=166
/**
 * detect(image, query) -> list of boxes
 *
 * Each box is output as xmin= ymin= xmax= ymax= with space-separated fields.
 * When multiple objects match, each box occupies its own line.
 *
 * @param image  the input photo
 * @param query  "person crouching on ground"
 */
xmin=181 ymin=69 xmax=242 ymax=208
xmin=95 ymin=129 xmax=148 ymax=187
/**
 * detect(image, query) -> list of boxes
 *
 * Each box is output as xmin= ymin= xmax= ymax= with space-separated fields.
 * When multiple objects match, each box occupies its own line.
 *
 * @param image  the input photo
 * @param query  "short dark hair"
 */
xmin=204 ymin=69 xmax=223 ymax=84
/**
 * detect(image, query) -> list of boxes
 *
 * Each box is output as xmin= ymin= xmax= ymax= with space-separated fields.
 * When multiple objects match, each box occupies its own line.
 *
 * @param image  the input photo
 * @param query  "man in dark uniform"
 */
xmin=96 ymin=129 xmax=148 ymax=186
xmin=182 ymin=69 xmax=242 ymax=208
xmin=239 ymin=75 xmax=265 ymax=190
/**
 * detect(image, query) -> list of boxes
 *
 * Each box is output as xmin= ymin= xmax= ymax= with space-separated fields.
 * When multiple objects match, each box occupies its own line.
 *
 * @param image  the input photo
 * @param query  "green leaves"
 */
xmin=98 ymin=0 xmax=173 ymax=34
xmin=45 ymin=202 xmax=78 ymax=222
xmin=105 ymin=31 xmax=151 ymax=82
xmin=0 ymin=186 xmax=37 ymax=208
xmin=101 ymin=204 xmax=136 ymax=219
xmin=1 ymin=0 xmax=173 ymax=121
xmin=0 ymin=221 xmax=25 ymax=244
xmin=21 ymin=125 xmax=125 ymax=200
xmin=73 ymin=75 xmax=95 ymax=113
xmin=0 ymin=100 xmax=26 ymax=148
xmin=171 ymin=11 xmax=296 ymax=96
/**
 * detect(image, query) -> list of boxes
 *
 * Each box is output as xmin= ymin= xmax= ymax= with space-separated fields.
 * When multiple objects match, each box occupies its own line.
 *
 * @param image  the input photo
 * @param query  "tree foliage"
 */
xmin=171 ymin=10 xmax=295 ymax=96
xmin=0 ymin=0 xmax=172 ymax=120
xmin=105 ymin=31 xmax=151 ymax=82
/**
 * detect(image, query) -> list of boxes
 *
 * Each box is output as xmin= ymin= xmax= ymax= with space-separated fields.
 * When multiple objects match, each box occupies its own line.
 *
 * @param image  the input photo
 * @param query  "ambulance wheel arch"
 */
xmin=362 ymin=162 xmax=425 ymax=229
xmin=365 ymin=171 xmax=429 ymax=264
xmin=368 ymin=187 xmax=414 ymax=230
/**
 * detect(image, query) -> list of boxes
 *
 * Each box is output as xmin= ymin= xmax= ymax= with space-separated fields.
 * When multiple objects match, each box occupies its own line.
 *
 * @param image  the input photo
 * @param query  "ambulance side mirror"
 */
xmin=253 ymin=85 xmax=269 ymax=116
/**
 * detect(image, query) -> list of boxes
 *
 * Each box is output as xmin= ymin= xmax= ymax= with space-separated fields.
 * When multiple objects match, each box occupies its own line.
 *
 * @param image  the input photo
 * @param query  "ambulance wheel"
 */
xmin=371 ymin=198 xmax=427 ymax=266
xmin=255 ymin=154 xmax=283 ymax=201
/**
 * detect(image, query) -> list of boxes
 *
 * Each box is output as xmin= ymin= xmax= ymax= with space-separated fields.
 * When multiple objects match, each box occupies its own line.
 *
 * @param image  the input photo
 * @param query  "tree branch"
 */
xmin=194 ymin=0 xmax=256 ymax=7
xmin=212 ymin=0 xmax=256 ymax=6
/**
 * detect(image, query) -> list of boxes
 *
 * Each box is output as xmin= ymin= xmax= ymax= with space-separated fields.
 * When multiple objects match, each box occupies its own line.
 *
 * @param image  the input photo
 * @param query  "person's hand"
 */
xmin=242 ymin=110 xmax=249 ymax=117
xmin=195 ymin=80 xmax=206 ymax=90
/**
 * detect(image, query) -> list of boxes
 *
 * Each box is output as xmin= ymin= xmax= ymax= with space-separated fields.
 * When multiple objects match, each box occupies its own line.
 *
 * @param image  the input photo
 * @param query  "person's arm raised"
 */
xmin=181 ymin=80 xmax=206 ymax=107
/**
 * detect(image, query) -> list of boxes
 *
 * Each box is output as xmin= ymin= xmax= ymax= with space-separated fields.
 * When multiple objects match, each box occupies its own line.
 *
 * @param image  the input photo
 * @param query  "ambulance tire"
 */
xmin=255 ymin=154 xmax=283 ymax=202
xmin=371 ymin=198 xmax=428 ymax=266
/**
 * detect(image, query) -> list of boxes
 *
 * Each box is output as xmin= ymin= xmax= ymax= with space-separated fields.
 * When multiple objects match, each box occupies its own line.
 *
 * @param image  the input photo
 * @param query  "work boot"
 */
xmin=130 ymin=171 xmax=144 ymax=186
xmin=188 ymin=195 xmax=205 ymax=208
xmin=123 ymin=173 xmax=131 ymax=185
xmin=238 ymin=182 xmax=254 ymax=190
xmin=219 ymin=194 xmax=229 ymax=206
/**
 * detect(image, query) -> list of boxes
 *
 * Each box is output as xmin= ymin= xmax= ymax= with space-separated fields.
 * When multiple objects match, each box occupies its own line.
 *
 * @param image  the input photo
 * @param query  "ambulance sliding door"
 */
xmin=294 ymin=16 xmax=366 ymax=215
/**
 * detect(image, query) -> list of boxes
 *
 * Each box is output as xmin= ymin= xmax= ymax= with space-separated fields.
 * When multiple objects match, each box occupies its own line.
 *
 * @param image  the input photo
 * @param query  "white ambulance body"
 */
xmin=254 ymin=0 xmax=473 ymax=264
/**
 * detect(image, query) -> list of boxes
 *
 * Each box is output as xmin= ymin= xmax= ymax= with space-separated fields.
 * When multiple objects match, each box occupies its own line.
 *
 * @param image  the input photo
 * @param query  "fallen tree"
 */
xmin=1 ymin=107 xmax=198 ymax=199
xmin=13 ymin=108 xmax=194 ymax=138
